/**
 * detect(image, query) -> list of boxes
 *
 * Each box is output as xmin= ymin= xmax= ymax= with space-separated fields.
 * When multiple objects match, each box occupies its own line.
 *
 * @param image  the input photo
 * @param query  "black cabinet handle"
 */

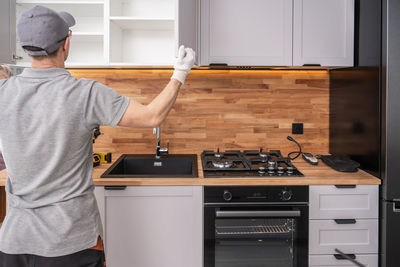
xmin=104 ymin=186 xmax=127 ymax=190
xmin=334 ymin=254 xmax=356 ymax=260
xmin=209 ymin=63 xmax=228 ymax=69
xmin=334 ymin=219 xmax=357 ymax=224
xmin=303 ymin=63 xmax=321 ymax=66
xmin=334 ymin=249 xmax=365 ymax=267
xmin=335 ymin=185 xmax=357 ymax=188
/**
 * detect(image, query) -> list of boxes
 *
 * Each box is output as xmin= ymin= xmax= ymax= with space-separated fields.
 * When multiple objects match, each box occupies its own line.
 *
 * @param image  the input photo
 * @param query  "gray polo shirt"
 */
xmin=0 ymin=68 xmax=130 ymax=257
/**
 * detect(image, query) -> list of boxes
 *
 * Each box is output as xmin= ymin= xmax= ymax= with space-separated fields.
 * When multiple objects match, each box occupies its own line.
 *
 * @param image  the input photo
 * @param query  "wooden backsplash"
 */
xmin=69 ymin=69 xmax=329 ymax=155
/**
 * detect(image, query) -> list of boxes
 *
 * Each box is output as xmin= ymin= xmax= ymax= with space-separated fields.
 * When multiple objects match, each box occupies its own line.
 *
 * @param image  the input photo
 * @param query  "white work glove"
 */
xmin=171 ymin=45 xmax=196 ymax=85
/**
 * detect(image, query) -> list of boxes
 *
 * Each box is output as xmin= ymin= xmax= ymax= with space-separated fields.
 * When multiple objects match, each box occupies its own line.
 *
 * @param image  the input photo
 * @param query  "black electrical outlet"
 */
xmin=292 ymin=123 xmax=304 ymax=134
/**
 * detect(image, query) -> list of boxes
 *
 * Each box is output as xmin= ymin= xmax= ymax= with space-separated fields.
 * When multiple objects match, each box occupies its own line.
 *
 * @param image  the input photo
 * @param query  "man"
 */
xmin=0 ymin=64 xmax=13 ymax=171
xmin=0 ymin=5 xmax=195 ymax=267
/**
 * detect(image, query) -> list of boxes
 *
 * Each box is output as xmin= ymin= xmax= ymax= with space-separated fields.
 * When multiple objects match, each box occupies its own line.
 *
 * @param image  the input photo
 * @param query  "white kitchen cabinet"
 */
xmin=293 ymin=0 xmax=355 ymax=66
xmin=108 ymin=0 xmax=198 ymax=65
xmin=309 ymin=185 xmax=379 ymax=267
xmin=94 ymin=186 xmax=203 ymax=267
xmin=200 ymin=0 xmax=293 ymax=66
xmin=12 ymin=0 xmax=198 ymax=66
xmin=201 ymin=0 xmax=354 ymax=67
xmin=11 ymin=0 xmax=355 ymax=67
xmin=0 ymin=0 xmax=16 ymax=64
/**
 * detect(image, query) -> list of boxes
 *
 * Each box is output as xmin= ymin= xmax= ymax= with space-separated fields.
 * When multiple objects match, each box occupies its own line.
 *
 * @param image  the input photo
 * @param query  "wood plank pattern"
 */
xmin=68 ymin=69 xmax=330 ymax=156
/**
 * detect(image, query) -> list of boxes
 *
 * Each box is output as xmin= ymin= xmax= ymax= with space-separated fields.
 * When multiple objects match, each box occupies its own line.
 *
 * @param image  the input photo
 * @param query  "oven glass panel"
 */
xmin=215 ymin=218 xmax=296 ymax=267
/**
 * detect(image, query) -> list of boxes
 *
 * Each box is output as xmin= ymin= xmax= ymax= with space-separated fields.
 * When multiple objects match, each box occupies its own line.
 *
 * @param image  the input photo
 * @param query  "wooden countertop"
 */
xmin=0 ymin=153 xmax=381 ymax=186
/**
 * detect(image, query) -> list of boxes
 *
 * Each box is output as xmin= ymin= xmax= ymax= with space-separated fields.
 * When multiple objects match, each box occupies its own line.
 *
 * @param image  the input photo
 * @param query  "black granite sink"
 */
xmin=101 ymin=154 xmax=198 ymax=178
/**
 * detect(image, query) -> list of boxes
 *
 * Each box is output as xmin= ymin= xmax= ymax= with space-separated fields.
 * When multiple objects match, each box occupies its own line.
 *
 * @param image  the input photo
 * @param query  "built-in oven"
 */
xmin=204 ymin=186 xmax=308 ymax=267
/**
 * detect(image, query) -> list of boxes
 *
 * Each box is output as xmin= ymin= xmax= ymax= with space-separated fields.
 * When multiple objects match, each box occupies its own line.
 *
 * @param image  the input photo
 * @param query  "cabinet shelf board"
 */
xmin=110 ymin=16 xmax=175 ymax=22
xmin=66 ymin=62 xmax=106 ymax=66
xmin=110 ymin=0 xmax=175 ymax=19
xmin=73 ymin=31 xmax=104 ymax=36
xmin=109 ymin=62 xmax=173 ymax=67
xmin=110 ymin=18 xmax=174 ymax=31
xmin=17 ymin=0 xmax=103 ymax=4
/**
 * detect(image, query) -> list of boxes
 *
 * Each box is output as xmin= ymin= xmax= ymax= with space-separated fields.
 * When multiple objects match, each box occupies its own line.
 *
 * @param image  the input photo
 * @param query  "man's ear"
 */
xmin=62 ymin=36 xmax=70 ymax=61
xmin=63 ymin=37 xmax=70 ymax=52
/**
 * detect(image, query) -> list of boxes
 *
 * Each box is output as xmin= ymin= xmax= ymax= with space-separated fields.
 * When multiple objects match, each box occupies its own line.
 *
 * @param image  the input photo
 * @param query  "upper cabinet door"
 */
xmin=177 ymin=0 xmax=199 ymax=64
xmin=293 ymin=0 xmax=355 ymax=67
xmin=200 ymin=0 xmax=293 ymax=66
xmin=0 ymin=0 xmax=16 ymax=64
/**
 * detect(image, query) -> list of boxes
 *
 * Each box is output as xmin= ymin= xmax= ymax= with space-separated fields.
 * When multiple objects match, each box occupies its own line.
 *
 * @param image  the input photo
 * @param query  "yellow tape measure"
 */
xmin=93 ymin=152 xmax=112 ymax=164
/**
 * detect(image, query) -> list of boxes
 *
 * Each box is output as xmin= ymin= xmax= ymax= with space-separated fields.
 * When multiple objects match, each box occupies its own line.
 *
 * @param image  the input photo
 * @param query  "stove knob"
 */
xmin=267 ymin=167 xmax=275 ymax=176
xmin=223 ymin=190 xmax=233 ymax=201
xmin=286 ymin=167 xmax=294 ymax=175
xmin=281 ymin=190 xmax=292 ymax=201
xmin=258 ymin=166 xmax=266 ymax=176
xmin=268 ymin=161 xmax=276 ymax=168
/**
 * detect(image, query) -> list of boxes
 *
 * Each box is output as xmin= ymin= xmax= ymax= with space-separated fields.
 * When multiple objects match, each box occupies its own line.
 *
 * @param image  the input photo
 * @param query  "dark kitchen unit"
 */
xmin=329 ymin=0 xmax=400 ymax=266
xmin=204 ymin=186 xmax=308 ymax=267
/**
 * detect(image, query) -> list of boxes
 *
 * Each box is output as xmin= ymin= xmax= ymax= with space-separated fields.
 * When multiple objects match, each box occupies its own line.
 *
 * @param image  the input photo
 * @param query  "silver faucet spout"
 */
xmin=153 ymin=126 xmax=168 ymax=159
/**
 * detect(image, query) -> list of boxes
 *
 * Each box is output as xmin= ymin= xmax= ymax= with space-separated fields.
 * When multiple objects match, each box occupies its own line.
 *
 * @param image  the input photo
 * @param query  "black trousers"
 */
xmin=0 ymin=248 xmax=105 ymax=267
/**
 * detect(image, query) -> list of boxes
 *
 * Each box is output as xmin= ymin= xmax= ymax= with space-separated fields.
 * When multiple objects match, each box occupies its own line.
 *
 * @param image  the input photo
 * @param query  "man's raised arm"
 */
xmin=118 ymin=46 xmax=195 ymax=128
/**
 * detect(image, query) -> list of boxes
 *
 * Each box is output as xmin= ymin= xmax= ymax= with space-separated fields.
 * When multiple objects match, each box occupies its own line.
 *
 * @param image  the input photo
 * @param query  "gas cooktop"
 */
xmin=201 ymin=149 xmax=303 ymax=178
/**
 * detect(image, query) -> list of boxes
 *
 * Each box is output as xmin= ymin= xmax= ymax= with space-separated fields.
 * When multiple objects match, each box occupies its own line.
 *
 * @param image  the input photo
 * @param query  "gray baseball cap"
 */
xmin=17 ymin=5 xmax=75 ymax=56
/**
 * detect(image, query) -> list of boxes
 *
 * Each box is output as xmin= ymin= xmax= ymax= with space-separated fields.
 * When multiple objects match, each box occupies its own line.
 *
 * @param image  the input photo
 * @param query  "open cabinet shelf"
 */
xmin=15 ymin=1 xmax=105 ymax=66
xmin=67 ymin=34 xmax=105 ymax=65
xmin=15 ymin=34 xmax=105 ymax=67
xmin=109 ymin=19 xmax=175 ymax=65
xmin=110 ymin=0 xmax=175 ymax=19
xmin=108 ymin=0 xmax=176 ymax=66
xmin=16 ymin=2 xmax=104 ymax=33
xmin=13 ymin=0 xmax=198 ymax=67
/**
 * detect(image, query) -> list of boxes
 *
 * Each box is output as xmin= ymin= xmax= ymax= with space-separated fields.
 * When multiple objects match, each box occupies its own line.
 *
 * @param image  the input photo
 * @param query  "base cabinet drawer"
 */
xmin=310 ymin=185 xmax=378 ymax=219
xmin=309 ymin=254 xmax=378 ymax=267
xmin=309 ymin=219 xmax=378 ymax=254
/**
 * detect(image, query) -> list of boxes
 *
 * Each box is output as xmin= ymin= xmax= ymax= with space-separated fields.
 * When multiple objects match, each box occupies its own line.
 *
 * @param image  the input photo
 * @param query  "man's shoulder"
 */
xmin=74 ymin=78 xmax=112 ymax=93
xmin=74 ymin=78 xmax=103 ymax=88
xmin=68 ymin=77 xmax=97 ymax=94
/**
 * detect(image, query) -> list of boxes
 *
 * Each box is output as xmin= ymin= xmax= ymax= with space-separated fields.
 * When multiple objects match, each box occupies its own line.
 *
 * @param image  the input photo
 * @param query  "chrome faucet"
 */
xmin=153 ymin=126 xmax=169 ymax=159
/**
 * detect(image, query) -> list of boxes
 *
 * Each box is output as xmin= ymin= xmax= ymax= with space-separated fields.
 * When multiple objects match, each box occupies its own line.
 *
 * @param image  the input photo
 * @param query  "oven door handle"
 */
xmin=216 ymin=210 xmax=301 ymax=218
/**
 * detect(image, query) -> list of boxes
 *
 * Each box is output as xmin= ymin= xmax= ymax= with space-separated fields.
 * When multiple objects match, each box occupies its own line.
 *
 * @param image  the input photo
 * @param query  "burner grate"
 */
xmin=201 ymin=149 xmax=304 ymax=177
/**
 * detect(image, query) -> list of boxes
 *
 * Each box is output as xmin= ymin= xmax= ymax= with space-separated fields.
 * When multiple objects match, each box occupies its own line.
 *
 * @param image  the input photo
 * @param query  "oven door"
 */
xmin=204 ymin=205 xmax=308 ymax=267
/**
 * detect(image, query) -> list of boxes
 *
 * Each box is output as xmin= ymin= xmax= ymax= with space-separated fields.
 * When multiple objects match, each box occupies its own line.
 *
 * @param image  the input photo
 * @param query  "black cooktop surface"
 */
xmin=201 ymin=149 xmax=303 ymax=178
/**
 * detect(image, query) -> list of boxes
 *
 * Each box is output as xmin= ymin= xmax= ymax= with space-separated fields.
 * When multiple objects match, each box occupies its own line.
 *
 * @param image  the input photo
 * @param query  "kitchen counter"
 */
xmin=0 ymin=153 xmax=381 ymax=186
